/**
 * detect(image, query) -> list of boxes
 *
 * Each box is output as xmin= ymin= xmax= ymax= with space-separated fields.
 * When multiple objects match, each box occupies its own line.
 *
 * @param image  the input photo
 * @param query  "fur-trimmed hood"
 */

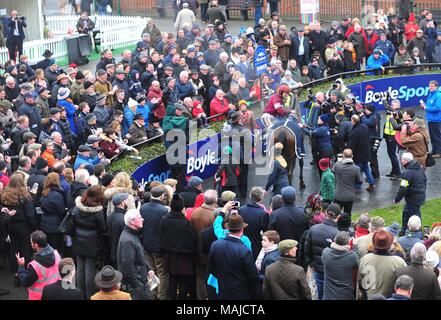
xmin=75 ymin=196 xmax=103 ymax=213
xmin=104 ymin=186 xmax=137 ymax=200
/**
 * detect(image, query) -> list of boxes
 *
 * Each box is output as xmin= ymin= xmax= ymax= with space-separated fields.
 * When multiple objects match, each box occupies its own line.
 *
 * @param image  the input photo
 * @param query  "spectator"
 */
xmin=387 ymin=275 xmax=414 ymax=300
xmin=90 ymin=265 xmax=131 ymax=300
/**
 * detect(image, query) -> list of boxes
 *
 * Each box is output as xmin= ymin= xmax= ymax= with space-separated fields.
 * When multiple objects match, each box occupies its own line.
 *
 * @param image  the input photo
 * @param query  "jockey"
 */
xmin=263 ymin=84 xmax=291 ymax=121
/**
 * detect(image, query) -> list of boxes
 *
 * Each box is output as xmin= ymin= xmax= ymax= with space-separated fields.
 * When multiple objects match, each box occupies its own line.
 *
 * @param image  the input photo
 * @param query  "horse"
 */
xmin=261 ymin=115 xmax=306 ymax=189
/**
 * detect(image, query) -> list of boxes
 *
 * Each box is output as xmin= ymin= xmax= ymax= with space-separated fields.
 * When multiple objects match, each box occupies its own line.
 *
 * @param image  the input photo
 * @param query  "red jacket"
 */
xmin=192 ymin=106 xmax=205 ymax=118
xmin=99 ymin=138 xmax=119 ymax=158
xmin=147 ymin=86 xmax=166 ymax=119
xmin=345 ymin=25 xmax=365 ymax=39
xmin=404 ymin=22 xmax=418 ymax=41
xmin=0 ymin=173 xmax=9 ymax=187
xmin=263 ymin=94 xmax=287 ymax=117
xmin=210 ymin=97 xmax=230 ymax=122
xmin=364 ymin=32 xmax=379 ymax=57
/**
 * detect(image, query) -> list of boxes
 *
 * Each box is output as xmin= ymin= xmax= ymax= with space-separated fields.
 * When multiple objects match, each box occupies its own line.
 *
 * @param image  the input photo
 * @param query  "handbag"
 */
xmin=58 ymin=209 xmax=75 ymax=235
xmin=426 ymin=152 xmax=435 ymax=167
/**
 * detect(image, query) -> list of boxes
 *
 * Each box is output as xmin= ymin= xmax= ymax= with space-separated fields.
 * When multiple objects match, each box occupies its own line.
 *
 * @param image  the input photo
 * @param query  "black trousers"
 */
xmin=170 ymin=164 xmax=187 ymax=193
xmin=369 ymin=142 xmax=380 ymax=179
xmin=239 ymin=163 xmax=249 ymax=199
xmin=7 ymin=36 xmax=23 ymax=61
xmin=169 ymin=274 xmax=196 ymax=300
xmin=334 ymin=199 xmax=354 ymax=216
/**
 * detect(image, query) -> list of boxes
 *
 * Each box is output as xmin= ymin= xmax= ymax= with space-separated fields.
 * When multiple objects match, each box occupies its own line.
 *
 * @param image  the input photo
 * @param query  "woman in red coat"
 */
xmin=99 ymin=128 xmax=121 ymax=158
xmin=404 ymin=13 xmax=418 ymax=42
xmin=363 ymin=25 xmax=379 ymax=58
xmin=209 ymin=89 xmax=231 ymax=122
xmin=147 ymin=81 xmax=166 ymax=120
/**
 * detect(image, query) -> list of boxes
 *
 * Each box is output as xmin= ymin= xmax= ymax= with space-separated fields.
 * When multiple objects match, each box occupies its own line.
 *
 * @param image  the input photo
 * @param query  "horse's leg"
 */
xmin=299 ymin=158 xmax=306 ymax=189
xmin=288 ymin=158 xmax=293 ymax=186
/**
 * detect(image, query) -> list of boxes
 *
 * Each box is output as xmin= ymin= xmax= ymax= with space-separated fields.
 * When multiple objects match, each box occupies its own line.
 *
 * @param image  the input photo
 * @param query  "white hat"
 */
xmin=57 ymin=87 xmax=71 ymax=100
xmin=183 ymin=2 xmax=189 ymax=7
xmin=425 ymin=250 xmax=440 ymax=269
xmin=246 ymin=27 xmax=254 ymax=35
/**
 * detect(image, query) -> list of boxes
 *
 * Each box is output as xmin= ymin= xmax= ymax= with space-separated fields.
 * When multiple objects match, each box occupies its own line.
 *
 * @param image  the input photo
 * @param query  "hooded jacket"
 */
xmin=18 ymin=245 xmax=58 ymax=287
xmin=67 ymin=181 xmax=88 ymax=210
xmin=72 ymin=196 xmax=107 ymax=258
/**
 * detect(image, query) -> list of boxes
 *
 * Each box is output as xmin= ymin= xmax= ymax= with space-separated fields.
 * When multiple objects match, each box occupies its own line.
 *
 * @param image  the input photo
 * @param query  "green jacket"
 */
xmin=320 ymin=168 xmax=335 ymax=201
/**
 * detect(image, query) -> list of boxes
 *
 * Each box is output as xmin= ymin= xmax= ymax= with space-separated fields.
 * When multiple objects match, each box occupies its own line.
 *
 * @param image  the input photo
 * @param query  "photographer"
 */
xmin=400 ymin=118 xmax=430 ymax=169
xmin=383 ymin=99 xmax=404 ymax=179
xmin=360 ymin=105 xmax=381 ymax=179
xmin=304 ymin=91 xmax=326 ymax=165
xmin=6 ymin=10 xmax=27 ymax=61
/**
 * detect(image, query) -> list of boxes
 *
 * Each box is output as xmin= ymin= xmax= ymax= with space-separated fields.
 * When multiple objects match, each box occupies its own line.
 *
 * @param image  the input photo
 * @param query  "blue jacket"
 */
xmin=239 ymin=202 xmax=269 ymax=260
xmin=175 ymin=80 xmax=196 ymax=100
xmin=302 ymin=124 xmax=333 ymax=153
xmin=260 ymin=249 xmax=280 ymax=278
xmin=74 ymin=153 xmax=100 ymax=171
xmin=93 ymin=105 xmax=112 ymax=127
xmin=59 ymin=175 xmax=70 ymax=195
xmin=374 ymin=40 xmax=396 ymax=59
xmin=123 ymin=106 xmax=135 ymax=135
xmin=57 ymin=99 xmax=78 ymax=135
xmin=394 ymin=160 xmax=427 ymax=206
xmin=366 ymin=54 xmax=390 ymax=75
xmin=140 ymin=199 xmax=169 ymax=254
xmin=203 ymin=49 xmax=221 ymax=68
xmin=425 ymin=89 xmax=441 ymax=122
xmin=136 ymin=103 xmax=151 ymax=129
xmin=208 ymin=236 xmax=260 ymax=299
xmin=361 ymin=112 xmax=381 ymax=138
xmin=268 ymin=204 xmax=309 ymax=242
xmin=40 ymin=187 xmax=67 ymax=234
xmin=397 ymin=230 xmax=423 ymax=260
xmin=265 ymin=160 xmax=289 ymax=195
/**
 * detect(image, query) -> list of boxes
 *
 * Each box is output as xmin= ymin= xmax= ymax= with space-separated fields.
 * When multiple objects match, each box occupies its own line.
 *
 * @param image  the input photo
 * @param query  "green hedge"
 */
xmin=110 ymin=70 xmax=441 ymax=174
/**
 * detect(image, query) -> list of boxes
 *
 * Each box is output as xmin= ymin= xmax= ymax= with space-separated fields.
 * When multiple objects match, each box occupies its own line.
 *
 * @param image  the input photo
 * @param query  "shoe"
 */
xmin=389 ymin=175 xmax=400 ymax=180
xmin=431 ymin=153 xmax=441 ymax=158
xmin=366 ymin=184 xmax=376 ymax=191
xmin=0 ymin=288 xmax=9 ymax=296
xmin=386 ymin=172 xmax=394 ymax=177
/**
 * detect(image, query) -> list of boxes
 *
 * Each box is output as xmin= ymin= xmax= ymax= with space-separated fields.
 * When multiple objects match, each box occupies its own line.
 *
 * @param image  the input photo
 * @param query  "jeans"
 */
xmin=200 ymin=3 xmax=208 ymax=22
xmin=145 ymin=252 xmax=169 ymax=300
xmin=97 ymin=4 xmax=108 ymax=15
xmin=428 ymin=122 xmax=441 ymax=154
xmin=402 ymin=202 xmax=421 ymax=235
xmin=355 ymin=161 xmax=375 ymax=190
xmin=314 ymin=271 xmax=324 ymax=300
xmin=254 ymin=6 xmax=263 ymax=25
xmin=385 ymin=135 xmax=401 ymax=176
xmin=76 ymin=255 xmax=98 ymax=299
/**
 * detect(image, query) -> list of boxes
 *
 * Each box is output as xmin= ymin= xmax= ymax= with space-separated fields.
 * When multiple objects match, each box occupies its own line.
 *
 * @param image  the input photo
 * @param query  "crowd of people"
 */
xmin=0 ymin=2 xmax=440 ymax=300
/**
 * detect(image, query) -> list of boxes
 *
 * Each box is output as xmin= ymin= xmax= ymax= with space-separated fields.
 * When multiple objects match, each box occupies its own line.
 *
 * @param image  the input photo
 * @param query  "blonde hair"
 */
xmin=112 ymin=172 xmax=132 ymax=189
xmin=429 ymin=241 xmax=441 ymax=258
xmin=162 ymin=185 xmax=174 ymax=206
xmin=351 ymin=18 xmax=361 ymax=26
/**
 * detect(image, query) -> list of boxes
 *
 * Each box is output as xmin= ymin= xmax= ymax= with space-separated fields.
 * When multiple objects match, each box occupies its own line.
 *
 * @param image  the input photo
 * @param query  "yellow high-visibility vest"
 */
xmin=384 ymin=114 xmax=396 ymax=136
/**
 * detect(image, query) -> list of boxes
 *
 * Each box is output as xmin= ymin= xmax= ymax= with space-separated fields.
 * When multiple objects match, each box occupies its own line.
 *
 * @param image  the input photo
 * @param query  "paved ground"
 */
xmin=2 ymin=16 xmax=440 ymax=300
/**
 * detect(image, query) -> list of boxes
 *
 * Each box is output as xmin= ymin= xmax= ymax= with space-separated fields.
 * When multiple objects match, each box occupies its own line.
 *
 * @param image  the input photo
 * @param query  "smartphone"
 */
xmin=32 ymin=183 xmax=38 ymax=190
xmin=233 ymin=201 xmax=240 ymax=207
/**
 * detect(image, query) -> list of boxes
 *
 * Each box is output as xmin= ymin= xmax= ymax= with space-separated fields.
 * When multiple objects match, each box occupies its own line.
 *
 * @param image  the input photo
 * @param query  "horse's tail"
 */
xmin=277 ymin=130 xmax=287 ymax=146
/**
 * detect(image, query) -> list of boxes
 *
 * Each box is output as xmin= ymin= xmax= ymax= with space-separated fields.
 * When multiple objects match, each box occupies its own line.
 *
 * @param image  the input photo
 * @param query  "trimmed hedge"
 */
xmin=110 ymin=70 xmax=440 ymax=174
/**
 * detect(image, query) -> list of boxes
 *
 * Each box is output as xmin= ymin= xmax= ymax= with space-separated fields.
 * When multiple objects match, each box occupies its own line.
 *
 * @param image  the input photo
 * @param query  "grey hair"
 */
xmin=75 ymin=169 xmax=90 ymax=184
xmin=5 ymin=76 xmax=15 ymax=84
xmin=179 ymin=71 xmax=189 ymax=79
xmin=407 ymin=215 xmax=422 ymax=231
xmin=410 ymin=242 xmax=427 ymax=264
xmin=250 ymin=187 xmax=265 ymax=202
xmin=334 ymin=231 xmax=350 ymax=246
xmin=401 ymin=152 xmax=414 ymax=162
xmin=204 ymin=189 xmax=218 ymax=205
xmin=391 ymin=99 xmax=401 ymax=107
xmin=50 ymin=131 xmax=62 ymax=139
xmin=220 ymin=52 xmax=229 ymax=59
xmin=124 ymin=209 xmax=141 ymax=226
xmin=394 ymin=275 xmax=414 ymax=291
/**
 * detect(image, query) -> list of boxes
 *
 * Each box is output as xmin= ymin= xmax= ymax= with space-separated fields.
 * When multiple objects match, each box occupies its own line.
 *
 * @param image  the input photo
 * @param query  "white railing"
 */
xmin=0 ymin=37 xmax=67 ymax=65
xmin=99 ymin=22 xmax=146 ymax=50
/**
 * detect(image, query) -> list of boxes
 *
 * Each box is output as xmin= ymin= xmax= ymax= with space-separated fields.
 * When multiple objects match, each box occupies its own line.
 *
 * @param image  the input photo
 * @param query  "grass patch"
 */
xmin=352 ymin=198 xmax=441 ymax=228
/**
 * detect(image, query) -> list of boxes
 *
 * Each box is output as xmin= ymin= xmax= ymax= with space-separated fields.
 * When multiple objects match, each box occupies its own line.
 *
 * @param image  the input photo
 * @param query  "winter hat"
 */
xmin=96 ymin=94 xmax=106 ymax=105
xmin=224 ymin=33 xmax=232 ymax=40
xmin=188 ymin=176 xmax=203 ymax=187
xmin=75 ymin=71 xmax=85 ymax=80
xmin=337 ymin=213 xmax=352 ymax=231
xmin=373 ymin=49 xmax=382 ymax=55
xmin=84 ymin=80 xmax=94 ymax=90
xmin=370 ymin=216 xmax=385 ymax=228
xmin=326 ymin=203 xmax=342 ymax=217
xmin=85 ymin=113 xmax=96 ymax=124
xmin=281 ymin=186 xmax=296 ymax=203
xmin=221 ymin=190 xmax=236 ymax=202
xmin=87 ymin=135 xmax=101 ymax=144
xmin=112 ymin=192 xmax=129 ymax=206
xmin=187 ymin=45 xmax=196 ymax=53
xmin=365 ymin=104 xmax=375 ymax=113
xmin=35 ymin=158 xmax=48 ymax=170
xmin=278 ymin=239 xmax=298 ymax=254
xmin=170 ymin=193 xmax=185 ymax=212
xmin=57 ymin=87 xmax=71 ymax=100
xmin=386 ymin=222 xmax=401 ymax=238
xmin=166 ymin=77 xmax=175 ymax=85
xmin=408 ymin=13 xmax=415 ymax=22
xmin=258 ymin=18 xmax=266 ymax=25
xmin=319 ymin=114 xmax=331 ymax=123
xmin=50 ymin=107 xmax=61 ymax=116
xmin=246 ymin=27 xmax=254 ymax=35
xmin=318 ymin=158 xmax=331 ymax=171
xmin=136 ymin=93 xmax=146 ymax=103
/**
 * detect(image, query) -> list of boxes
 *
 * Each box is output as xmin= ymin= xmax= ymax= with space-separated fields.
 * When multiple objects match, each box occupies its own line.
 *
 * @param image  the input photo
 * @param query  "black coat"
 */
xmin=239 ymin=202 xmax=269 ymax=260
xmin=208 ymin=236 xmax=260 ymax=299
xmin=394 ymin=263 xmax=441 ymax=300
xmin=117 ymin=226 xmax=150 ymax=289
xmin=2 ymin=197 xmax=38 ymax=231
xmin=290 ymin=34 xmax=310 ymax=62
xmin=348 ymin=122 xmax=371 ymax=163
xmin=42 ymin=280 xmax=84 ymax=300
xmin=27 ymin=170 xmax=48 ymax=207
xmin=67 ymin=182 xmax=88 ymax=210
xmin=268 ymin=204 xmax=309 ymax=242
xmin=394 ymin=160 xmax=427 ymax=206
xmin=159 ymin=210 xmax=197 ymax=276
xmin=72 ymin=197 xmax=106 ymax=258
xmin=179 ymin=186 xmax=202 ymax=208
xmin=40 ymin=187 xmax=67 ymax=234
xmin=107 ymin=206 xmax=126 ymax=263
xmin=304 ymin=219 xmax=338 ymax=273
xmin=140 ymin=199 xmax=169 ymax=254
xmin=308 ymin=30 xmax=328 ymax=59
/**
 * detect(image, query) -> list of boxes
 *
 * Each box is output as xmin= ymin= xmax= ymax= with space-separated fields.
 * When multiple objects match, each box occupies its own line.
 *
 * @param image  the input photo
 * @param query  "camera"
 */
xmin=307 ymin=88 xmax=314 ymax=101
xmin=372 ymin=138 xmax=381 ymax=153
xmin=332 ymin=83 xmax=338 ymax=90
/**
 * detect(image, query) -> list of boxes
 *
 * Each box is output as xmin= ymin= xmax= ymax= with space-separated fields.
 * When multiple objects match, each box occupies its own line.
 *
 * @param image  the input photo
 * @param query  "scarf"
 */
xmin=255 ymin=244 xmax=279 ymax=272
